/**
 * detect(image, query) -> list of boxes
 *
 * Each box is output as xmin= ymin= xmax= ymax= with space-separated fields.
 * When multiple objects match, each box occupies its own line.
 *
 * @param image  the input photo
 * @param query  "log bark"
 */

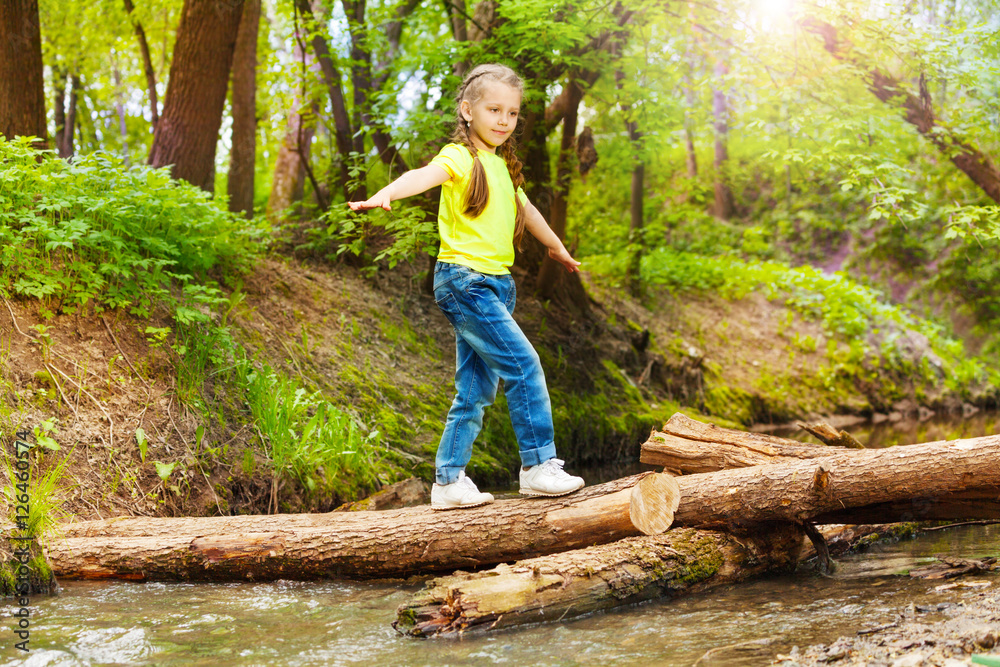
xmin=665 ymin=432 xmax=1000 ymax=529
xmin=641 ymin=412 xmax=833 ymax=473
xmin=395 ymin=524 xmax=804 ymax=636
xmin=0 ymin=0 xmax=47 ymax=145
xmin=48 ymin=473 xmax=679 ymax=582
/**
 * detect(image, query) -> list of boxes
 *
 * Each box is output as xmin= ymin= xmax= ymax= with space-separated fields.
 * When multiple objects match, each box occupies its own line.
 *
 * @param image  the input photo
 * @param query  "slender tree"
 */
xmin=0 ymin=0 xmax=47 ymax=145
xmin=228 ymin=0 xmax=260 ymax=216
xmin=123 ymin=0 xmax=160 ymax=131
xmin=711 ymin=58 xmax=733 ymax=219
xmin=268 ymin=17 xmax=318 ymax=219
xmin=148 ymin=0 xmax=245 ymax=193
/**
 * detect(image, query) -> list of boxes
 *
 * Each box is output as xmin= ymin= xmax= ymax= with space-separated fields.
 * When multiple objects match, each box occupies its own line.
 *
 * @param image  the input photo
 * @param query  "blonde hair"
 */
xmin=450 ymin=63 xmax=527 ymax=250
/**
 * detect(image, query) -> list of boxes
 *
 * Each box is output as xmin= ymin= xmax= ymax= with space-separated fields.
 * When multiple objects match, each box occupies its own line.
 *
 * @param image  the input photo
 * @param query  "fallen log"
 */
xmin=671 ymin=434 xmax=1000 ymax=529
xmin=642 ymin=415 xmax=1000 ymax=525
xmin=641 ymin=413 xmax=832 ymax=473
xmin=395 ymin=523 xmax=805 ymax=636
xmin=47 ymin=472 xmax=680 ymax=581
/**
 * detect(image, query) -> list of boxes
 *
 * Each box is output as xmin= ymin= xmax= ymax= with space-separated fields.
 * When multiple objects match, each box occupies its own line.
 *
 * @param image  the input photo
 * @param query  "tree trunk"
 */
xmin=296 ymin=0 xmax=352 ymax=201
xmin=0 ymin=0 xmax=47 ymax=145
xmin=625 ymin=115 xmax=644 ymax=297
xmin=227 ymin=0 xmax=260 ymax=217
xmin=341 ymin=0 xmax=368 ymax=201
xmin=535 ymin=79 xmax=582 ymax=300
xmin=147 ymin=0 xmax=244 ymax=193
xmin=683 ymin=62 xmax=698 ymax=178
xmin=801 ymin=17 xmax=1000 ymax=203
xmin=112 ymin=66 xmax=131 ymax=165
xmin=395 ymin=524 xmax=804 ymax=636
xmin=711 ymin=59 xmax=733 ymax=219
xmin=267 ymin=40 xmax=317 ymax=219
xmin=47 ymin=473 xmax=679 ymax=581
xmin=64 ymin=75 xmax=79 ymax=158
xmin=53 ymin=67 xmax=68 ymax=156
xmin=123 ymin=0 xmax=160 ymax=130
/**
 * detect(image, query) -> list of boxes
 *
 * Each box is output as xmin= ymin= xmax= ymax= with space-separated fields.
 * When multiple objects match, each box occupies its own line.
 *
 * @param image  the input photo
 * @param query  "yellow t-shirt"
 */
xmin=430 ymin=143 xmax=528 ymax=275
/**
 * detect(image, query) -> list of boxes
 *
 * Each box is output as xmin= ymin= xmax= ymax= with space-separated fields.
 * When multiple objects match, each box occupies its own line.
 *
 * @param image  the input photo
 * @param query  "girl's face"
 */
xmin=460 ymin=82 xmax=521 ymax=153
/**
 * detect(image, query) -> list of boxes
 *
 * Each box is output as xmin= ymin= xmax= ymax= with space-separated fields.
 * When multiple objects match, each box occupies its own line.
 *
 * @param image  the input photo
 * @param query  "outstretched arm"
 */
xmin=523 ymin=199 xmax=581 ymax=273
xmin=348 ymin=164 xmax=450 ymax=211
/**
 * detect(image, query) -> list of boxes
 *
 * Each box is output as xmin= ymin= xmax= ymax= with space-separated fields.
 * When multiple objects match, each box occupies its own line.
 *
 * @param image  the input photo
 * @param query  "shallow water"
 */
xmin=4 ymin=524 xmax=1000 ymax=666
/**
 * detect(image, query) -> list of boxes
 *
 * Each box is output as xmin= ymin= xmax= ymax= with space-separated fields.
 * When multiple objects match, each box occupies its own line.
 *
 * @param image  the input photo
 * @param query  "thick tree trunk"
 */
xmin=395 ymin=524 xmax=804 ymax=636
xmin=0 ymin=0 xmax=46 ymax=145
xmin=802 ymin=17 xmax=1000 ymax=203
xmin=48 ymin=473 xmax=679 ymax=581
xmin=123 ymin=0 xmax=160 ymax=130
xmin=147 ymin=0 xmax=244 ymax=193
xmin=227 ymin=0 xmax=260 ymax=217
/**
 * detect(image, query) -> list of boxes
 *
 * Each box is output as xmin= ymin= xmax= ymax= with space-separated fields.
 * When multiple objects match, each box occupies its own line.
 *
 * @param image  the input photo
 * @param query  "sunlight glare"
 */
xmin=756 ymin=0 xmax=794 ymax=28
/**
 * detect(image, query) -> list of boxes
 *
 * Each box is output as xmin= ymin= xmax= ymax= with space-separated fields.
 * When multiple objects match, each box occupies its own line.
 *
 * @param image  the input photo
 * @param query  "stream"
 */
xmin=3 ymin=525 xmax=1000 ymax=666
xmin=3 ymin=412 xmax=1000 ymax=666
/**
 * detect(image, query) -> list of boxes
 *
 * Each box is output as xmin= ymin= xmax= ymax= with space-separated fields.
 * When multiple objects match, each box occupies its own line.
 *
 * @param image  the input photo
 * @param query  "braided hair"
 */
xmin=450 ymin=64 xmax=528 ymax=250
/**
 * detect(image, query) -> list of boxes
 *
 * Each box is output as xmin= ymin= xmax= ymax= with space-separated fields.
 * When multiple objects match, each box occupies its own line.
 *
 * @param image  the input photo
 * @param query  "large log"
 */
xmin=670 ymin=434 xmax=1000 ymax=529
xmin=395 ymin=524 xmax=805 ymax=636
xmin=47 ymin=472 xmax=680 ymax=581
xmin=641 ymin=413 xmax=832 ymax=473
xmin=642 ymin=415 xmax=1000 ymax=524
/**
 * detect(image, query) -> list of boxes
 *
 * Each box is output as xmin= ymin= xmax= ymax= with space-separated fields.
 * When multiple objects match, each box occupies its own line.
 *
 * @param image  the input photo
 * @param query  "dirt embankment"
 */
xmin=1 ymin=256 xmax=983 ymax=521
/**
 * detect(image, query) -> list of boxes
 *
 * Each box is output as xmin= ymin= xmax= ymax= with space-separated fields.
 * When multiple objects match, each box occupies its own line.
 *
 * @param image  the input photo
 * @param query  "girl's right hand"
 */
xmin=348 ymin=192 xmax=391 ymax=211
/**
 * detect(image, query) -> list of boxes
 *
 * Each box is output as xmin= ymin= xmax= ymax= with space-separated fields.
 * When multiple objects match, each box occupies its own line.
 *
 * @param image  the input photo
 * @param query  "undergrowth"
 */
xmin=585 ymin=246 xmax=998 ymax=398
xmin=0 ymin=137 xmax=264 ymax=322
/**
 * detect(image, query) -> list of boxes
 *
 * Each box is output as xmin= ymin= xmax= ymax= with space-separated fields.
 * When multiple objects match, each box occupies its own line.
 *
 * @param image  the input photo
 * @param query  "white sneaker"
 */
xmin=519 ymin=458 xmax=585 ymax=497
xmin=431 ymin=472 xmax=495 ymax=510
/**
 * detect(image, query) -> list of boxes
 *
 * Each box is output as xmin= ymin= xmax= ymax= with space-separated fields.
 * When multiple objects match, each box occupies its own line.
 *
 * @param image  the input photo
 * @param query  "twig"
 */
xmin=42 ymin=362 xmax=78 ymax=420
xmin=2 ymin=297 xmax=31 ymax=337
xmin=3 ymin=297 xmax=100 ymax=381
xmin=858 ymin=621 xmax=898 ymax=636
xmin=165 ymin=396 xmax=186 ymax=446
xmin=924 ymin=520 xmax=1000 ymax=532
xmin=101 ymin=315 xmax=150 ymax=389
xmin=47 ymin=362 xmax=113 ymax=451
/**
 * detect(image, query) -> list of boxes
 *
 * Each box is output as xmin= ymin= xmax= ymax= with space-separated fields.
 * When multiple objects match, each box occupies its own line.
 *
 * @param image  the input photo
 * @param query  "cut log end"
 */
xmin=629 ymin=472 xmax=680 ymax=535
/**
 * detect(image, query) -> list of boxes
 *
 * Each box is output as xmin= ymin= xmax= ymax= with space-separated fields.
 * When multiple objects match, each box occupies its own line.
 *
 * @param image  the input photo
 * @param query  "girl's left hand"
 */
xmin=549 ymin=246 xmax=581 ymax=273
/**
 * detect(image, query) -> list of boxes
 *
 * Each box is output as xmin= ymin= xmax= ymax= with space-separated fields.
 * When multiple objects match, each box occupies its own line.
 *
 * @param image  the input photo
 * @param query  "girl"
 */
xmin=349 ymin=63 xmax=584 ymax=510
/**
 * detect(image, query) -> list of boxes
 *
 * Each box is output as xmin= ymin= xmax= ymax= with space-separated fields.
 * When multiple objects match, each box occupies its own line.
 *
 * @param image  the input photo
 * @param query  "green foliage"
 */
xmin=2 ymin=445 xmax=73 ymax=540
xmin=588 ymin=245 xmax=995 ymax=391
xmin=0 ymin=138 xmax=264 ymax=322
xmin=232 ymin=356 xmax=383 ymax=500
xmin=315 ymin=201 xmax=438 ymax=272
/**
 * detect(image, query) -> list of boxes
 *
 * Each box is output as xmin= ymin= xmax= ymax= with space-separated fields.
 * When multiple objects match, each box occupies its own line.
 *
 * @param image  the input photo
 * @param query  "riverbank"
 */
xmin=3 ymin=250 xmax=1000 ymax=521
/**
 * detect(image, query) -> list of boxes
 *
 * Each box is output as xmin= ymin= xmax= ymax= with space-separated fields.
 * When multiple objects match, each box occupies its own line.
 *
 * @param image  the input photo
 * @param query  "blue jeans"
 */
xmin=433 ymin=261 xmax=557 ymax=485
